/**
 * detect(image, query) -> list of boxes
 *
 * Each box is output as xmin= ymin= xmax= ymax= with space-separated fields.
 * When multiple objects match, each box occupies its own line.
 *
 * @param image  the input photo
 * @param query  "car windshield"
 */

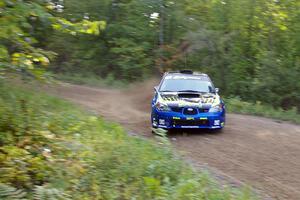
xmin=160 ymin=76 xmax=215 ymax=93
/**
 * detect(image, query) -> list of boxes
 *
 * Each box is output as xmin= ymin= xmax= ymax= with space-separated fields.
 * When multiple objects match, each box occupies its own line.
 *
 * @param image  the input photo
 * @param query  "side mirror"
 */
xmin=154 ymin=86 xmax=158 ymax=93
xmin=215 ymin=88 xmax=220 ymax=93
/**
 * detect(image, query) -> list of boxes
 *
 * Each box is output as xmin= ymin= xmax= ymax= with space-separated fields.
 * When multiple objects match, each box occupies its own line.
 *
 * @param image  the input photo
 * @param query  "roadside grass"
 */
xmin=0 ymin=81 xmax=258 ymax=200
xmin=225 ymin=97 xmax=300 ymax=124
xmin=53 ymin=72 xmax=128 ymax=88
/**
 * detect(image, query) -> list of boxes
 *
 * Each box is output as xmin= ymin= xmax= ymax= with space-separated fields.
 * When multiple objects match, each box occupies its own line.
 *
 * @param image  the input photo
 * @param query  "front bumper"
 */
xmin=151 ymin=108 xmax=225 ymax=129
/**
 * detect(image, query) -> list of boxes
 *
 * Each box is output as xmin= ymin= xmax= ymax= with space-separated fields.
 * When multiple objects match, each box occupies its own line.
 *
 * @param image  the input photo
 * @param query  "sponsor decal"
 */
xmin=178 ymin=101 xmax=201 ymax=107
xmin=159 ymin=119 xmax=166 ymax=125
xmin=181 ymin=126 xmax=199 ymax=128
xmin=165 ymin=75 xmax=208 ymax=80
xmin=163 ymin=96 xmax=178 ymax=101
xmin=202 ymin=98 xmax=215 ymax=104
xmin=186 ymin=117 xmax=194 ymax=120
xmin=183 ymin=98 xmax=201 ymax=103
xmin=200 ymin=117 xmax=208 ymax=120
xmin=214 ymin=120 xmax=221 ymax=126
xmin=158 ymin=125 xmax=168 ymax=128
xmin=173 ymin=117 xmax=180 ymax=120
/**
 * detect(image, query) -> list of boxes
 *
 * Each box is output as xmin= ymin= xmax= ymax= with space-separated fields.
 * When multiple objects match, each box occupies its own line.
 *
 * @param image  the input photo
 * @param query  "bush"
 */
xmin=225 ymin=97 xmax=300 ymax=124
xmin=53 ymin=72 xmax=127 ymax=88
xmin=0 ymin=82 xmax=257 ymax=199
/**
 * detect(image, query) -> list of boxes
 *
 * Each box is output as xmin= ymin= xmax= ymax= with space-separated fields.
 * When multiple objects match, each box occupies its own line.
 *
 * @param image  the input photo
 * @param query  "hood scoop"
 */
xmin=178 ymin=93 xmax=200 ymax=98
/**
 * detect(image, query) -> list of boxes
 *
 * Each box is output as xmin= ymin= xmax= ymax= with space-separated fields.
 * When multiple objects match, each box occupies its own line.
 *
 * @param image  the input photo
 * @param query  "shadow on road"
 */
xmin=167 ymin=128 xmax=224 ymax=137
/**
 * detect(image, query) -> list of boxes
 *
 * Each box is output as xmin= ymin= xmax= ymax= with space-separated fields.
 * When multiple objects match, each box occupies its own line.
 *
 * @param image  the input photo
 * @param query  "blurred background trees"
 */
xmin=0 ymin=0 xmax=104 ymax=79
xmin=0 ymin=1 xmax=299 ymax=198
xmin=1 ymin=0 xmax=299 ymax=110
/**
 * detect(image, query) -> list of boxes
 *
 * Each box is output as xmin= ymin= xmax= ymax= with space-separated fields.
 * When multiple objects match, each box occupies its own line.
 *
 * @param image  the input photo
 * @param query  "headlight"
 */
xmin=155 ymin=101 xmax=171 ymax=111
xmin=209 ymin=104 xmax=223 ymax=113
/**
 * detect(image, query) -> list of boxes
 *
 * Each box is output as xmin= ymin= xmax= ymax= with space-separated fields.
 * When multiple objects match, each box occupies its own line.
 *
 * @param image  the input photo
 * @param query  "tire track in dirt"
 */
xmin=47 ymin=81 xmax=300 ymax=200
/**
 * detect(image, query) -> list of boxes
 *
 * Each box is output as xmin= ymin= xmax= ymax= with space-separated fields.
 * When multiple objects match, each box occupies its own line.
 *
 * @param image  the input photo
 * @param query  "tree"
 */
xmin=0 ymin=0 xmax=105 ymax=79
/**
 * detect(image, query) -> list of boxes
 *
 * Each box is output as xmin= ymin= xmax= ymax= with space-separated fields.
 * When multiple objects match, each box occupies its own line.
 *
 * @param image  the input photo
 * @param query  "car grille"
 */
xmin=171 ymin=107 xmax=183 ymax=113
xmin=173 ymin=119 xmax=209 ymax=126
xmin=199 ymin=108 xmax=209 ymax=113
xmin=183 ymin=108 xmax=198 ymax=115
xmin=170 ymin=107 xmax=209 ymax=114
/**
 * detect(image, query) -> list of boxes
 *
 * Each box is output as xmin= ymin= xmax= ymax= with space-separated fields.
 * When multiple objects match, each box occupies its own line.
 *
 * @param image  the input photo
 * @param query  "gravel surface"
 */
xmin=47 ymin=80 xmax=300 ymax=200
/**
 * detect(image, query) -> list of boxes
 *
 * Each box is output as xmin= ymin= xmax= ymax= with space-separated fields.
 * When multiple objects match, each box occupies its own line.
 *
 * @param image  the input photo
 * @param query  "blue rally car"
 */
xmin=151 ymin=70 xmax=225 ymax=130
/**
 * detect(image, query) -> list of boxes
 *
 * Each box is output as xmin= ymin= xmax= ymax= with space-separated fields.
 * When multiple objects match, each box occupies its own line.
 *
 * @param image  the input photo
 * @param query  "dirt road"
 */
xmin=48 ymin=80 xmax=300 ymax=200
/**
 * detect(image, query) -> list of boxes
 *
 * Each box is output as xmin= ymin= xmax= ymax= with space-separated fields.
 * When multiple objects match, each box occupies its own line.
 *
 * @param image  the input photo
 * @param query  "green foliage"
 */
xmin=0 ymin=0 xmax=105 ymax=78
xmin=1 ymin=0 xmax=299 ymax=111
xmin=225 ymin=97 xmax=300 ymax=124
xmin=0 ymin=183 xmax=26 ymax=199
xmin=54 ymin=72 xmax=127 ymax=88
xmin=44 ymin=0 xmax=300 ymax=112
xmin=183 ymin=0 xmax=300 ymax=111
xmin=0 ymin=183 xmax=70 ymax=200
xmin=33 ymin=186 xmax=70 ymax=200
xmin=0 ymin=0 xmax=54 ymax=78
xmin=0 ymin=82 xmax=258 ymax=200
xmin=109 ymin=38 xmax=152 ymax=81
xmin=48 ymin=0 xmax=159 ymax=81
xmin=52 ymin=18 xmax=106 ymax=36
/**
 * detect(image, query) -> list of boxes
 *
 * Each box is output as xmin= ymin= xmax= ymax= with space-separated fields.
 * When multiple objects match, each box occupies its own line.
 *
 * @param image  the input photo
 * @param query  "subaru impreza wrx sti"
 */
xmin=151 ymin=70 xmax=225 ymax=130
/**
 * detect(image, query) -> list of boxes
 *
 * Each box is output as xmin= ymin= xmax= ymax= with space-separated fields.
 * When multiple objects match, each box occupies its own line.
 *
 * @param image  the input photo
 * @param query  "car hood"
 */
xmin=158 ymin=91 xmax=220 ymax=108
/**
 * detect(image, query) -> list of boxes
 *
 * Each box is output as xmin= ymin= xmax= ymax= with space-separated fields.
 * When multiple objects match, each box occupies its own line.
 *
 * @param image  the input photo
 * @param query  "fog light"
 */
xmin=214 ymin=120 xmax=220 ymax=126
xmin=159 ymin=119 xmax=166 ymax=125
xmin=152 ymin=118 xmax=157 ymax=126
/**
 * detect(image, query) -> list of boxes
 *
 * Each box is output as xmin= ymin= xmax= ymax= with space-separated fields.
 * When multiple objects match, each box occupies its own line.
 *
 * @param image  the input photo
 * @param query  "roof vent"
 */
xmin=179 ymin=70 xmax=193 ymax=74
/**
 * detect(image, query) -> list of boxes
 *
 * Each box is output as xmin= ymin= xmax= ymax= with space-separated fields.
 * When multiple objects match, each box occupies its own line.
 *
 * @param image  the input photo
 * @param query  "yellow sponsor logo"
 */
xmin=173 ymin=117 xmax=180 ymax=120
xmin=186 ymin=117 xmax=194 ymax=120
xmin=200 ymin=117 xmax=208 ymax=120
